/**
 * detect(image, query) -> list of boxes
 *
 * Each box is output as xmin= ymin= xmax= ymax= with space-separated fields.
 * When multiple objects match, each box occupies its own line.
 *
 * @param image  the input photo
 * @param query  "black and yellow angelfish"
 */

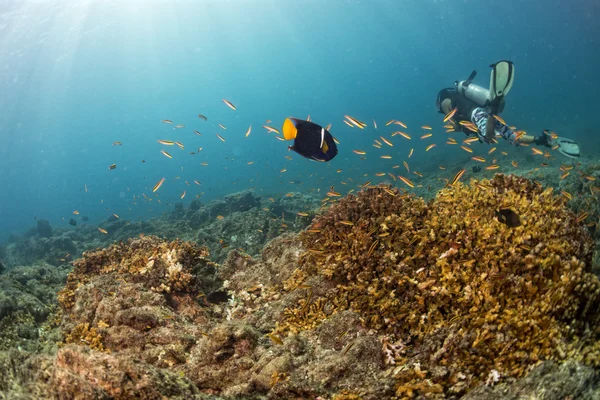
xmin=282 ymin=118 xmax=338 ymax=162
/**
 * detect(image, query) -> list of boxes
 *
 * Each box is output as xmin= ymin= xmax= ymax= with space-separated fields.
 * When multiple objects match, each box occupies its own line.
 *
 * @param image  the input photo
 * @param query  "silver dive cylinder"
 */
xmin=456 ymin=81 xmax=491 ymax=107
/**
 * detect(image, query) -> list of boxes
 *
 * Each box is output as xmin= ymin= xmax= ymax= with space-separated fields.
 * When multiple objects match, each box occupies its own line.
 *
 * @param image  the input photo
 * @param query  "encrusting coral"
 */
xmin=271 ymin=174 xmax=600 ymax=397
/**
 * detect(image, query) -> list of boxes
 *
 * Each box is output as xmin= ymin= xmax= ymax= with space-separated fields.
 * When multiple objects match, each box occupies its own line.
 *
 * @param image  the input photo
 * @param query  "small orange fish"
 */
xmin=394 ymin=120 xmax=407 ymax=128
xmin=532 ymin=147 xmax=544 ymax=155
xmin=180 ymin=191 xmax=186 ymax=199
xmin=450 ymin=169 xmax=466 ymax=186
xmin=485 ymin=165 xmax=500 ymax=170
xmin=393 ymin=131 xmax=411 ymax=140
xmin=420 ymin=133 xmax=432 ymax=139
xmin=421 ymin=125 xmax=432 ymax=130
xmin=398 ymin=176 xmax=414 ymax=188
xmin=158 ymin=140 xmax=174 ymax=145
xmin=461 ymin=145 xmax=473 ymax=153
xmin=408 ymin=148 xmax=413 ymax=158
xmin=493 ymin=114 xmax=506 ymax=125
xmin=380 ymin=136 xmax=393 ymax=147
xmin=471 ymin=156 xmax=486 ymax=163
xmin=98 ymin=227 xmax=108 ymax=234
xmin=222 ymin=99 xmax=236 ymax=110
xmin=353 ymin=150 xmax=366 ymax=155
xmin=443 ymin=107 xmax=458 ymax=123
xmin=216 ymin=133 xmax=226 ymax=142
xmin=153 ymin=177 xmax=166 ymax=193
xmin=263 ymin=125 xmax=280 ymax=134
xmin=161 ymin=150 xmax=173 ymax=159
xmin=245 ymin=125 xmax=252 ymax=137
xmin=425 ymin=144 xmax=436 ymax=152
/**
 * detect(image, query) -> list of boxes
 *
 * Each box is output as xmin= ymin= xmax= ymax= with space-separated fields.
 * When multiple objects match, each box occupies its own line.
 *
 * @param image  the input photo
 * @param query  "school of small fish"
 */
xmin=65 ymin=96 xmax=596 ymax=236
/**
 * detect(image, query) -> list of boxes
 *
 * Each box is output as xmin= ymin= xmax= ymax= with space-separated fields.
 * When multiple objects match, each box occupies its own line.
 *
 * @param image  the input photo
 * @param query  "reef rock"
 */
xmin=1 ymin=175 xmax=599 ymax=399
xmin=36 ymin=220 xmax=52 ymax=238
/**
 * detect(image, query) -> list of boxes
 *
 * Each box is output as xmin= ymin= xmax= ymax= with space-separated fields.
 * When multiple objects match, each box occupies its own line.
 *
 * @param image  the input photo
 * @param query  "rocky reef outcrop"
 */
xmin=1 ymin=175 xmax=599 ymax=399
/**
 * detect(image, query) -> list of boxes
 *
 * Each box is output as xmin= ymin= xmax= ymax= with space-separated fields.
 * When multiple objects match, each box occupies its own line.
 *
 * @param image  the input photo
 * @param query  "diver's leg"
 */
xmin=471 ymin=107 xmax=517 ymax=145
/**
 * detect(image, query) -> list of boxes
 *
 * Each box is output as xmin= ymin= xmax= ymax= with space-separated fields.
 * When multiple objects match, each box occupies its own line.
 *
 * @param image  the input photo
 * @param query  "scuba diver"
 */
xmin=436 ymin=60 xmax=580 ymax=158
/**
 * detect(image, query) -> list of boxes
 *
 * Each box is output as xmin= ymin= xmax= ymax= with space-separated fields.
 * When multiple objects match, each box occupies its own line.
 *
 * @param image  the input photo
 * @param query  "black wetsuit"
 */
xmin=436 ymin=88 xmax=479 ymax=123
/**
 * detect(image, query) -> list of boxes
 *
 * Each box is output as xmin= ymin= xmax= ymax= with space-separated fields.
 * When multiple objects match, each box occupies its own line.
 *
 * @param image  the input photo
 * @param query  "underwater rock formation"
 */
xmin=278 ymin=174 xmax=600 ymax=397
xmin=36 ymin=220 xmax=52 ymax=238
xmin=1 ymin=177 xmax=599 ymax=399
xmin=0 ymin=262 xmax=69 ymax=358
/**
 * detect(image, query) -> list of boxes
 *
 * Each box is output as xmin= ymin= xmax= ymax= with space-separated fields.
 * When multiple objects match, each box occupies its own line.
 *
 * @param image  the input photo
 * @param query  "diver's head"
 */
xmin=441 ymin=98 xmax=453 ymax=115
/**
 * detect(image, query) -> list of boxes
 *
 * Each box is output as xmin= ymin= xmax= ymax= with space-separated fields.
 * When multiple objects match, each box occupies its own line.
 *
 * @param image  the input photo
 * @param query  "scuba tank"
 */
xmin=455 ymin=61 xmax=514 ymax=114
xmin=455 ymin=70 xmax=491 ymax=107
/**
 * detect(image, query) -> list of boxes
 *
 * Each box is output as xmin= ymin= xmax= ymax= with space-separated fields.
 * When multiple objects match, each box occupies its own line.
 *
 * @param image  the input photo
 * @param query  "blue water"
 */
xmin=1 ymin=0 xmax=599 ymax=242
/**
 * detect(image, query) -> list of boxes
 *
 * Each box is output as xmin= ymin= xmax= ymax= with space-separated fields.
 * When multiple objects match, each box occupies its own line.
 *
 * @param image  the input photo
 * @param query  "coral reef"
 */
xmin=271 ymin=174 xmax=600 ymax=397
xmin=462 ymin=360 xmax=600 ymax=400
xmin=0 ymin=189 xmax=319 ymax=269
xmin=1 ymin=178 xmax=599 ymax=399
xmin=0 ymin=263 xmax=69 ymax=352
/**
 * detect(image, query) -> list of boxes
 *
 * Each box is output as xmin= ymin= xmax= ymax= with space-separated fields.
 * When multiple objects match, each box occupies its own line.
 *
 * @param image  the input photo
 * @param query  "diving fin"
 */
xmin=489 ymin=60 xmax=515 ymax=99
xmin=553 ymin=136 xmax=581 ymax=159
xmin=488 ymin=61 xmax=514 ymax=114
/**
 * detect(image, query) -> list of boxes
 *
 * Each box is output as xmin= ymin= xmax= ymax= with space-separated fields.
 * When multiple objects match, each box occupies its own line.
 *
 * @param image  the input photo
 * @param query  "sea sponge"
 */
xmin=273 ymin=174 xmax=600 ymax=397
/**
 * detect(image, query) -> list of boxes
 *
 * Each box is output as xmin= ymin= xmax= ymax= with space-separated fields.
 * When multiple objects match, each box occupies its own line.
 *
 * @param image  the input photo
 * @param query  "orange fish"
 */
xmin=493 ymin=114 xmax=506 ymax=125
xmin=398 ymin=176 xmax=414 ymax=188
xmin=380 ymin=136 xmax=393 ymax=147
xmin=425 ymin=144 xmax=436 ymax=151
xmin=443 ymin=107 xmax=457 ymax=123
xmin=153 ymin=177 xmax=166 ymax=192
xmin=393 ymin=131 xmax=411 ymax=140
xmin=222 ymin=99 xmax=236 ymax=110
xmin=450 ymin=169 xmax=466 ymax=186
xmin=532 ymin=147 xmax=543 ymax=155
